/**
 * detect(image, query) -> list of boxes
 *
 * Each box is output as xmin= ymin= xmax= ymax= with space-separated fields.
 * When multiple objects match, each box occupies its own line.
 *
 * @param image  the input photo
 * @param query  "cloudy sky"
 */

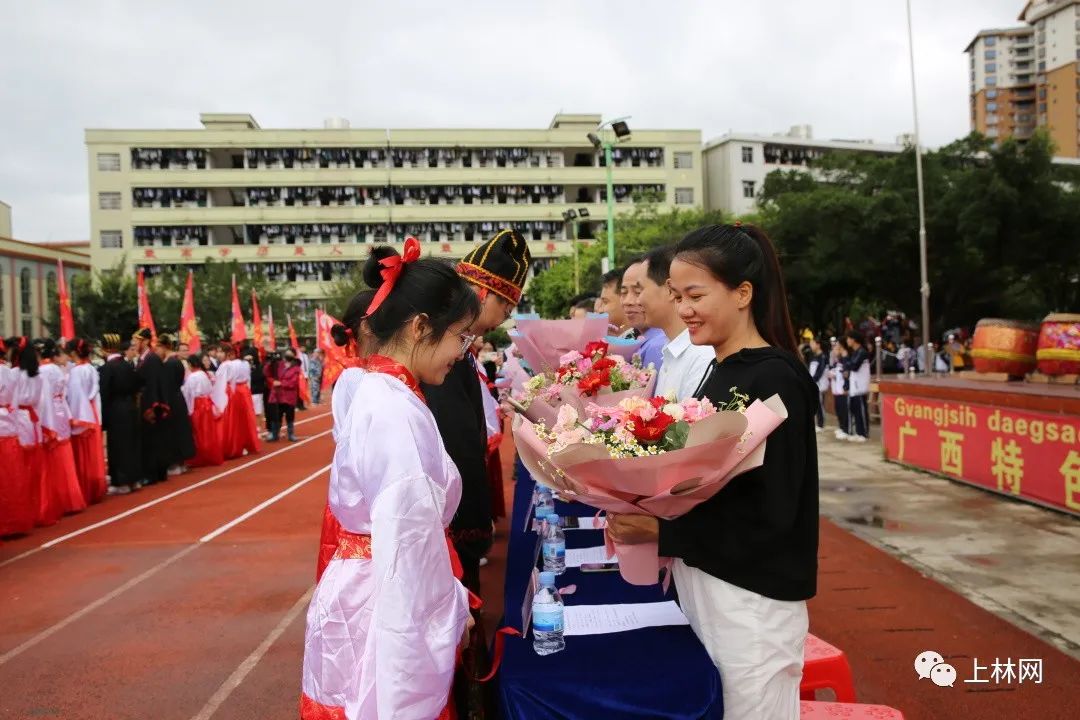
xmin=0 ymin=0 xmax=1021 ymax=241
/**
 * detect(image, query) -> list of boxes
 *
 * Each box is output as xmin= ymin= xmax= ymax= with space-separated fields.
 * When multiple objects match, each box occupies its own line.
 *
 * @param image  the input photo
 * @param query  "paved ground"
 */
xmin=815 ymin=428 xmax=1080 ymax=660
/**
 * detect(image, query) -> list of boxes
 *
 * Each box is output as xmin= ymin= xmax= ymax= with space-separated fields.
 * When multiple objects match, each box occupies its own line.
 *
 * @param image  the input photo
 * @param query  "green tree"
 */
xmin=54 ymin=259 xmax=139 ymax=341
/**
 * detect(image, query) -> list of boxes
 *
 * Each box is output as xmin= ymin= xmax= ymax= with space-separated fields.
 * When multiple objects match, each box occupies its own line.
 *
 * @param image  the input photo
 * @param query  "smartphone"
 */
xmin=580 ymin=562 xmax=620 ymax=572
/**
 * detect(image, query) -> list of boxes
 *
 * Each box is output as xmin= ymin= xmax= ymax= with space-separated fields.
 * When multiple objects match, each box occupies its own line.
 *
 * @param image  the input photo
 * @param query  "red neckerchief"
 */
xmin=365 ymin=354 xmax=426 ymax=405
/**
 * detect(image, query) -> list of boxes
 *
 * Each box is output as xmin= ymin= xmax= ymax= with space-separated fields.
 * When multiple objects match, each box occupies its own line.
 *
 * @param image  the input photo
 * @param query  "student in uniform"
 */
xmin=807 ymin=336 xmax=829 ymax=432
xmin=828 ymin=340 xmax=850 ymax=440
xmin=608 ymin=224 xmax=819 ymax=720
xmin=843 ymin=331 xmax=871 ymax=442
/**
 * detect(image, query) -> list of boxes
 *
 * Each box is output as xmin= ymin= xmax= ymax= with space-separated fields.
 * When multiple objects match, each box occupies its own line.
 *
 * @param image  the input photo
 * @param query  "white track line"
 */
xmin=187 ymin=586 xmax=315 ymax=720
xmin=200 ymin=466 xmax=329 ymax=543
xmin=0 ymin=425 xmax=333 ymax=571
xmin=0 ymin=466 xmax=329 ymax=667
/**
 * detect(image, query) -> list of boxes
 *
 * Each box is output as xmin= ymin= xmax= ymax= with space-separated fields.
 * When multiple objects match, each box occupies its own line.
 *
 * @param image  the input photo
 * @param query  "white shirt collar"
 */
xmin=663 ymin=328 xmax=693 ymax=359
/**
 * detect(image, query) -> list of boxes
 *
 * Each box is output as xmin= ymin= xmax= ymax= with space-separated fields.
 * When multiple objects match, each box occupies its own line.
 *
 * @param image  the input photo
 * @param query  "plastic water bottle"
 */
xmin=541 ymin=513 xmax=566 ymax=575
xmin=535 ymin=485 xmax=555 ymax=520
xmin=532 ymin=571 xmax=566 ymax=656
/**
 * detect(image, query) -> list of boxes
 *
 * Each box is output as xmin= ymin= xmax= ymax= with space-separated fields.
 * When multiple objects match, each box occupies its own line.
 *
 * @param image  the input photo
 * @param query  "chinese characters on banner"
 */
xmin=882 ymin=394 xmax=1080 ymax=516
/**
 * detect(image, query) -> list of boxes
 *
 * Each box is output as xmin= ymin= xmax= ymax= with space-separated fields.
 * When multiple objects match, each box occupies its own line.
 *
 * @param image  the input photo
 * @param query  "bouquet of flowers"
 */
xmin=510 ymin=340 xmax=655 ymax=427
xmin=511 ymin=315 xmax=625 ymax=373
xmin=513 ymin=389 xmax=788 ymax=585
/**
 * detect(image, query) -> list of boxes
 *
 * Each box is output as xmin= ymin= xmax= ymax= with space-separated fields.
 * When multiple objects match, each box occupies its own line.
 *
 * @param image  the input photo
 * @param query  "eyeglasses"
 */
xmin=459 ymin=333 xmax=478 ymax=354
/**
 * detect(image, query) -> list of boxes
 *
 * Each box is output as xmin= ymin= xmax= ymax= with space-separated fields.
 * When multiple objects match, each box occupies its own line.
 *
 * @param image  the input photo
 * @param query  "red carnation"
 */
xmin=584 ymin=340 xmax=609 ymax=359
xmin=630 ymin=409 xmax=676 ymax=443
xmin=592 ymin=357 xmax=616 ymax=373
xmin=577 ymin=367 xmax=612 ymax=396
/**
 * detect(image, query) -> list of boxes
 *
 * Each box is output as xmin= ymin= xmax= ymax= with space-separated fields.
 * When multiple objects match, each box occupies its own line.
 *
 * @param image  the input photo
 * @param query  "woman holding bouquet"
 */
xmin=608 ymin=224 xmax=819 ymax=720
xmin=301 ymin=242 xmax=477 ymax=720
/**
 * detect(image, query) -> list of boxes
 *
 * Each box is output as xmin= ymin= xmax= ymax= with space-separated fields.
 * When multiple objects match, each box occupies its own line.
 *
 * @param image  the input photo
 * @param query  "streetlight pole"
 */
xmin=604 ymin=142 xmax=615 ymax=268
xmin=906 ymin=0 xmax=932 ymax=372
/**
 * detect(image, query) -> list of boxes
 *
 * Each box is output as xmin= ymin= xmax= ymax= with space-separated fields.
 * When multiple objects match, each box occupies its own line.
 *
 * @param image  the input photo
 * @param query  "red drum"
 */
xmin=970 ymin=318 xmax=1038 ymax=376
xmin=1036 ymin=313 xmax=1080 ymax=376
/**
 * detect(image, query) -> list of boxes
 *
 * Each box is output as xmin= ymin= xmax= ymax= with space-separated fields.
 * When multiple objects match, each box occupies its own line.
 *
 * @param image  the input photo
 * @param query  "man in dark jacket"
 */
xmin=420 ymin=228 xmax=532 ymax=593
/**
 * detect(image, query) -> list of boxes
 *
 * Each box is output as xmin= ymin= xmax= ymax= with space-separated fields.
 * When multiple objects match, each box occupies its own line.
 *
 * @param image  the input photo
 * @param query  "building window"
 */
xmin=98 ymin=192 xmax=121 ymax=210
xmin=987 ymin=89 xmax=998 ymax=99
xmin=673 ymin=152 xmax=693 ymax=169
xmin=986 ymin=115 xmax=998 ymax=125
xmin=674 ymin=188 xmax=694 ymax=205
xmin=741 ymin=146 xmax=753 ymax=163
xmin=986 ymin=127 xmax=999 ymax=138
xmin=45 ymin=271 xmax=56 ymax=318
xmin=985 ymin=50 xmax=996 ymax=60
xmin=100 ymin=230 xmax=122 ymax=249
xmin=985 ymin=36 xmax=997 ymax=46
xmin=985 ymin=63 xmax=996 ymax=73
xmin=19 ymin=267 xmax=31 ymax=316
xmin=1039 ymin=87 xmax=1048 ymax=99
xmin=987 ymin=102 xmax=998 ymax=111
xmin=742 ymin=180 xmax=756 ymax=199
xmin=97 ymin=153 xmax=121 ymax=171
xmin=986 ymin=76 xmax=997 ymax=86
xmin=1039 ymin=61 xmax=1047 ymax=71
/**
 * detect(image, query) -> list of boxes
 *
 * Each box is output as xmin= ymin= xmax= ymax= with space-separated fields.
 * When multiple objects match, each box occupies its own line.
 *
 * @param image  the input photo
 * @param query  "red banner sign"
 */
xmin=881 ymin=393 xmax=1080 ymax=516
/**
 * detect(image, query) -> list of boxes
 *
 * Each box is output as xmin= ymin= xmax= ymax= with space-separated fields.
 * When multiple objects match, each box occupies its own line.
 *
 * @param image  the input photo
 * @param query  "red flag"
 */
xmin=137 ymin=269 xmax=157 ymax=341
xmin=268 ymin=306 xmax=277 ymax=349
xmin=179 ymin=270 xmax=201 ymax=352
xmin=230 ymin=274 xmax=247 ymax=344
xmin=317 ymin=309 xmax=349 ymax=391
xmin=251 ymin=290 xmax=265 ymax=361
xmin=57 ymin=259 xmax=75 ymax=340
xmin=288 ymin=314 xmax=310 ymax=404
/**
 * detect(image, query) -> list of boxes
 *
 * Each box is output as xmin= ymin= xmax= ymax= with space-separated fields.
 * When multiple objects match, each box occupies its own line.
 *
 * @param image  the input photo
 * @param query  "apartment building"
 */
xmin=966 ymin=0 xmax=1080 ymax=156
xmin=85 ymin=112 xmax=702 ymax=302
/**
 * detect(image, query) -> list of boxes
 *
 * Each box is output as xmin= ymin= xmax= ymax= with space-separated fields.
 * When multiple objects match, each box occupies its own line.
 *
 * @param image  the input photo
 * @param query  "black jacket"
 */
xmin=659 ymin=347 xmax=819 ymax=601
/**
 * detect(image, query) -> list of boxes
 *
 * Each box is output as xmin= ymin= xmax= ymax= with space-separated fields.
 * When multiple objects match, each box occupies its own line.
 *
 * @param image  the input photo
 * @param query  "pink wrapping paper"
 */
xmin=604 ymin=337 xmax=644 ymax=361
xmin=513 ymin=396 xmax=788 ymax=585
xmin=512 ymin=316 xmax=611 ymax=372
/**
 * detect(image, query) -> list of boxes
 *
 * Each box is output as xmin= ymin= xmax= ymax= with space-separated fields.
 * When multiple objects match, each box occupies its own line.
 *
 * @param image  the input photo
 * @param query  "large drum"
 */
xmin=971 ymin=318 xmax=1039 ymax=376
xmin=1036 ymin=313 xmax=1080 ymax=376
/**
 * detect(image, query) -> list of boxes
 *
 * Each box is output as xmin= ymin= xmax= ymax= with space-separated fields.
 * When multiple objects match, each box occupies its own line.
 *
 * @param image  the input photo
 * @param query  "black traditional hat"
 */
xmin=457 ymin=228 xmax=532 ymax=304
xmin=133 ymin=328 xmax=153 ymax=341
xmin=101 ymin=333 xmax=121 ymax=351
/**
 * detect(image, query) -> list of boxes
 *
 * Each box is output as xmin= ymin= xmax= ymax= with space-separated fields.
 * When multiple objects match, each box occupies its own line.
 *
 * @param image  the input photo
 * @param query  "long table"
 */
xmin=497 ymin=459 xmax=724 ymax=720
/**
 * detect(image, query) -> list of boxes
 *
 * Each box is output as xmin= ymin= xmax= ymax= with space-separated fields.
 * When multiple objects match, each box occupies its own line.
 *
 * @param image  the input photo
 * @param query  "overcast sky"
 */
xmin=0 ymin=0 xmax=1022 ymax=241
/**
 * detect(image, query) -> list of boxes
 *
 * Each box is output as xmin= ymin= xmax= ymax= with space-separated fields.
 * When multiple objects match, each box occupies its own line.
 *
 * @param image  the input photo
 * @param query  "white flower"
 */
xmin=662 ymin=403 xmax=685 ymax=422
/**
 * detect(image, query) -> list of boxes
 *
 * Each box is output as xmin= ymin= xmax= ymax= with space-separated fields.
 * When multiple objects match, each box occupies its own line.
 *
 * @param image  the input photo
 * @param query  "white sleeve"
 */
xmin=210 ymin=363 xmax=230 ymax=415
xmin=181 ymin=375 xmax=198 ymax=415
xmin=355 ymin=472 xmax=470 ymax=720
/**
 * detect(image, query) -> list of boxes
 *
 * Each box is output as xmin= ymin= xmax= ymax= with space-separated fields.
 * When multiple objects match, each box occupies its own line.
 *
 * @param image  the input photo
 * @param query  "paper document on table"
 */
xmin=573 ymin=515 xmax=606 ymax=530
xmin=563 ymin=601 xmax=690 ymax=636
xmin=564 ymin=545 xmax=618 ymax=568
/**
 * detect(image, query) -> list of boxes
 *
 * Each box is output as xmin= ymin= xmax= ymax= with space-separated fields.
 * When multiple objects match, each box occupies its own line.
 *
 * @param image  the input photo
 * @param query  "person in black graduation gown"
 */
xmin=158 ymin=334 xmax=196 ymax=472
xmin=133 ymin=328 xmax=171 ymax=485
xmin=420 ymin=228 xmax=532 ymax=593
xmin=99 ymin=335 xmax=141 ymax=495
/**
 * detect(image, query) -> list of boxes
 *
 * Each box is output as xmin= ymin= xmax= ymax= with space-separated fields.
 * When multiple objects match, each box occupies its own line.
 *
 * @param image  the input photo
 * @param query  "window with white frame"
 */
xmin=742 ymin=180 xmax=756 ymax=199
xmin=97 ymin=153 xmax=121 ymax=171
xmin=99 ymin=192 xmax=121 ymax=210
xmin=741 ymin=146 xmax=753 ymax=163
xmin=100 ymin=230 xmax=122 ymax=248
xmin=674 ymin=188 xmax=694 ymax=205
xmin=673 ymin=152 xmax=693 ymax=169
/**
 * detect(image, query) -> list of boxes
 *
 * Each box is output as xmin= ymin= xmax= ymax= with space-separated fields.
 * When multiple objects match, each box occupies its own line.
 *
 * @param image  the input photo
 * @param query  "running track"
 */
xmin=0 ymin=410 xmax=334 ymax=720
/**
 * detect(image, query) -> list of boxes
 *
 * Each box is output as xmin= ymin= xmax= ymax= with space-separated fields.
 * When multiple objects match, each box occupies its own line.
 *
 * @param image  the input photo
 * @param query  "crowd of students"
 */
xmin=0 ymin=331 xmax=327 ymax=539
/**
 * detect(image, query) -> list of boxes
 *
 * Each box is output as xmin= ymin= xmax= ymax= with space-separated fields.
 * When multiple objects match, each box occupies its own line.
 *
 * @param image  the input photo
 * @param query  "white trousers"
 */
xmin=673 ymin=560 xmax=808 ymax=720
xmin=252 ymin=393 xmax=265 ymax=416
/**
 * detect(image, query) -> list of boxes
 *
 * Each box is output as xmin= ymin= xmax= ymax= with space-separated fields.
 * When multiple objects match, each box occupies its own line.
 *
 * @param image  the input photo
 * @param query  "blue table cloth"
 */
xmin=497 ymin=459 xmax=724 ymax=720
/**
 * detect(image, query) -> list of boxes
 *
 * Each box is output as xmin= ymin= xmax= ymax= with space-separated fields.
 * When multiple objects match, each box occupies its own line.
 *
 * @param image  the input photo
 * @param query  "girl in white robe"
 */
xmin=183 ymin=355 xmax=224 ymax=467
xmin=301 ymin=244 xmax=480 ymax=720
xmin=35 ymin=339 xmax=86 ymax=517
xmin=65 ymin=339 xmax=107 ymax=504
xmin=0 ymin=342 xmax=39 ymax=535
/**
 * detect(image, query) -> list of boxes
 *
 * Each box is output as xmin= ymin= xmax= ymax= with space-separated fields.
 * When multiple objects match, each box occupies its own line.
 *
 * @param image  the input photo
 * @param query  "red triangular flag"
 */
xmin=57 ymin=259 xmax=75 ymax=340
xmin=137 ymin=269 xmax=157 ymax=341
xmin=251 ymin=290 xmax=265 ymax=361
xmin=179 ymin=270 xmax=201 ymax=352
xmin=230 ymin=274 xmax=247 ymax=344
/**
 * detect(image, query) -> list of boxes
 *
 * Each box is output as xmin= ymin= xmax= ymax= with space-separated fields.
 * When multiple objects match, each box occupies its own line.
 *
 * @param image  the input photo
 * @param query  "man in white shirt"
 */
xmin=640 ymin=245 xmax=715 ymax=401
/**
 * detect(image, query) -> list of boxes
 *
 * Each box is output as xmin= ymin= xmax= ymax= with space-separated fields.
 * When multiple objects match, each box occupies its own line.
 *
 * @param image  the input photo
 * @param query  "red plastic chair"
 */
xmin=801 ymin=701 xmax=905 ymax=718
xmin=801 ymin=633 xmax=857 ymax=702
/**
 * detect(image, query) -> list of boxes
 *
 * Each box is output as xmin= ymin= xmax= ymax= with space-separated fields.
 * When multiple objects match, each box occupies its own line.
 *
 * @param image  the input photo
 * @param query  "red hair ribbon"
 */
xmin=364 ymin=236 xmax=421 ymax=318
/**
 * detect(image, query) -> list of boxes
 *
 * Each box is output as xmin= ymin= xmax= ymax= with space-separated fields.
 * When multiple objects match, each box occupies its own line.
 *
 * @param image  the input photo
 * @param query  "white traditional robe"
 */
xmin=66 ymin=362 xmax=102 ymax=435
xmin=301 ymin=372 xmax=470 ymax=720
xmin=37 ymin=362 xmax=72 ymax=442
xmin=210 ymin=358 xmax=232 ymax=416
xmin=0 ymin=365 xmax=16 ymax=440
xmin=10 ymin=369 xmax=42 ymax=447
xmin=182 ymin=370 xmax=214 ymax=415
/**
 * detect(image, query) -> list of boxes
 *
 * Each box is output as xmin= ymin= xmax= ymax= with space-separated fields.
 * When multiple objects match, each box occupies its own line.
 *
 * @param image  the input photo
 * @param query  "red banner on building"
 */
xmin=881 ymin=393 xmax=1080 ymax=516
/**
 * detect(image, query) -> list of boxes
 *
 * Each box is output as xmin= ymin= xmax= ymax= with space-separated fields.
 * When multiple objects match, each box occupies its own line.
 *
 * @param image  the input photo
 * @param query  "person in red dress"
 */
xmin=182 ymin=354 xmax=225 ymax=467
